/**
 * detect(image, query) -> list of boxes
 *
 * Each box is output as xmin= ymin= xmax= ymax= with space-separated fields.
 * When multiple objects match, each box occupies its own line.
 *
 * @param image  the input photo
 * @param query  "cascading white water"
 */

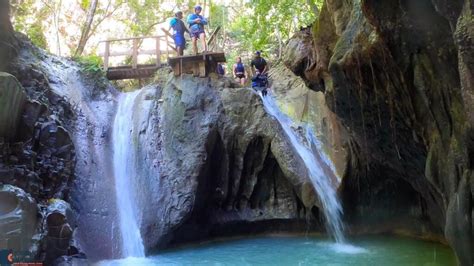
xmin=260 ymin=92 xmax=345 ymax=243
xmin=112 ymin=90 xmax=146 ymax=257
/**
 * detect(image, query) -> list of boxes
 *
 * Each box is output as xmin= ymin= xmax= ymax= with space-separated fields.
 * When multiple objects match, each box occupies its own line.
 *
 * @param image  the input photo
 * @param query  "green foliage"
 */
xmin=26 ymin=24 xmax=48 ymax=49
xmin=11 ymin=0 xmax=50 ymax=49
xmin=227 ymin=0 xmax=323 ymax=59
xmin=80 ymin=0 xmax=90 ymax=10
xmin=124 ymin=0 xmax=173 ymax=36
xmin=74 ymin=55 xmax=104 ymax=75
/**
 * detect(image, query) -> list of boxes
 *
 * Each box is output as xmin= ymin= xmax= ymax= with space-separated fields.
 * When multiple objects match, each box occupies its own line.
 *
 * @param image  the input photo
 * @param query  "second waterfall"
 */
xmin=112 ymin=90 xmax=146 ymax=257
xmin=260 ymin=92 xmax=345 ymax=243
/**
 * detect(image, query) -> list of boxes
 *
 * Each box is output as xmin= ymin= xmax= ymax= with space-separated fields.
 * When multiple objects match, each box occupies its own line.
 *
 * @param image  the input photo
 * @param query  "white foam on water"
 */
xmin=330 ymin=243 xmax=368 ymax=254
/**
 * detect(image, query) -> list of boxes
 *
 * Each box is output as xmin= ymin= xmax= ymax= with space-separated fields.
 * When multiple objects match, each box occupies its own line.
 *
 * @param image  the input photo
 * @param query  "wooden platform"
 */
xmin=106 ymin=64 xmax=167 ymax=80
xmin=168 ymin=52 xmax=226 ymax=77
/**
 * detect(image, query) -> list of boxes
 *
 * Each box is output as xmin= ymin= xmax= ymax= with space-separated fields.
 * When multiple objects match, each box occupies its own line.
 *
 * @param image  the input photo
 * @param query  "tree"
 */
xmin=227 ymin=0 xmax=322 ymax=60
xmin=74 ymin=0 xmax=98 ymax=57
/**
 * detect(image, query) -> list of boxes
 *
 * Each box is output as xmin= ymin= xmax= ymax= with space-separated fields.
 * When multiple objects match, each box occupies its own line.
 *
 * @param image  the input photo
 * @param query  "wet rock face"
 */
xmin=0 ymin=185 xmax=37 ymax=251
xmin=42 ymin=200 xmax=77 ymax=265
xmin=131 ymin=76 xmax=322 ymax=250
xmin=284 ymin=0 xmax=472 ymax=264
xmin=0 ymin=67 xmax=75 ymax=201
xmin=0 ymin=29 xmax=79 ymax=264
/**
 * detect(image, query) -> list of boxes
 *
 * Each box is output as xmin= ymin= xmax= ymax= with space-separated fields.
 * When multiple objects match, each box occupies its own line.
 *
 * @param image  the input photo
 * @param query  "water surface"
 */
xmin=97 ymin=235 xmax=456 ymax=265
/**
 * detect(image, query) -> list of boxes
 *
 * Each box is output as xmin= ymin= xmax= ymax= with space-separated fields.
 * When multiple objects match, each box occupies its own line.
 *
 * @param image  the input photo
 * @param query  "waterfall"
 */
xmin=112 ymin=90 xmax=146 ymax=257
xmin=260 ymin=93 xmax=345 ymax=243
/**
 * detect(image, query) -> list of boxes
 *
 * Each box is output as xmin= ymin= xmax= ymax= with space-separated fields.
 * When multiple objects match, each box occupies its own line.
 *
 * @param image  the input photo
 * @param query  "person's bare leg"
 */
xmin=192 ymin=37 xmax=198 ymax=54
xmin=241 ymin=78 xmax=246 ymax=86
xmin=177 ymin=46 xmax=182 ymax=56
xmin=200 ymin=32 xmax=207 ymax=52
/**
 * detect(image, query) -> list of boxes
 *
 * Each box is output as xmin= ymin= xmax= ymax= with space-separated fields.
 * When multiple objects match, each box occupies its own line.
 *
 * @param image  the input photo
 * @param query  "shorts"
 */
xmin=236 ymin=73 xmax=245 ymax=79
xmin=173 ymin=34 xmax=185 ymax=49
xmin=190 ymin=29 xmax=205 ymax=39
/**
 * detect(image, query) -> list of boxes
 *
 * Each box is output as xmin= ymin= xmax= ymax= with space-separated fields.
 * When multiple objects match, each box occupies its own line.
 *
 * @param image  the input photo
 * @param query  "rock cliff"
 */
xmin=278 ymin=0 xmax=473 ymax=264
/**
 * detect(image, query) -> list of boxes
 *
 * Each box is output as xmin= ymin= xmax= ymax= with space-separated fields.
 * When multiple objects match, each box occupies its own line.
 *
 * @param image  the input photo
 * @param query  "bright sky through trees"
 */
xmin=10 ymin=0 xmax=321 ymax=66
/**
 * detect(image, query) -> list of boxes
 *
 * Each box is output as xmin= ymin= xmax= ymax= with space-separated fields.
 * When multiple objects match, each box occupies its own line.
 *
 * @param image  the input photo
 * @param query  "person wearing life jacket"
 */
xmin=217 ymin=62 xmax=225 ymax=76
xmin=250 ymin=51 xmax=269 ymax=96
xmin=187 ymin=5 xmax=208 ymax=54
xmin=250 ymin=51 xmax=268 ymax=75
xmin=233 ymin=56 xmax=247 ymax=85
xmin=168 ymin=11 xmax=189 ymax=56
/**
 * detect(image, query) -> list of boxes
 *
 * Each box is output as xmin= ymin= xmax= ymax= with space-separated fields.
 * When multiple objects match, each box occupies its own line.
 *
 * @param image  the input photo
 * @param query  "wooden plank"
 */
xmin=193 ymin=62 xmax=199 ymax=77
xmin=99 ymin=49 xmax=170 ymax=57
xmin=160 ymin=28 xmax=178 ymax=52
xmin=104 ymin=41 xmax=110 ymax=71
xmin=106 ymin=65 xmax=160 ymax=80
xmin=161 ymin=28 xmax=173 ymax=39
xmin=165 ymin=36 xmax=170 ymax=58
xmin=132 ymin=39 xmax=138 ymax=69
xmin=198 ymin=61 xmax=206 ymax=77
xmin=156 ymin=37 xmax=161 ymax=66
xmin=207 ymin=26 xmax=221 ymax=46
xmin=168 ymin=52 xmax=226 ymax=64
xmin=171 ymin=62 xmax=180 ymax=76
xmin=100 ymin=35 xmax=167 ymax=43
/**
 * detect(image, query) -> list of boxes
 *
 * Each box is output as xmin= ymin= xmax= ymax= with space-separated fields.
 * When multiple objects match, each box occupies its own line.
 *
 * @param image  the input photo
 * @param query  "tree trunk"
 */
xmin=74 ymin=0 xmax=99 ymax=57
xmin=0 ymin=0 xmax=17 ymax=71
xmin=53 ymin=0 xmax=63 ymax=56
xmin=306 ymin=0 xmax=319 ymax=16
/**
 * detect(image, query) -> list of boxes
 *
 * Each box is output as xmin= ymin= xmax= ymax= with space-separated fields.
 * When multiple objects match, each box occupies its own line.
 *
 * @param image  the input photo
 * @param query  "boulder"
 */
xmin=0 ymin=72 xmax=26 ymax=140
xmin=0 ymin=185 xmax=37 ymax=250
xmin=42 ymin=199 xmax=77 ymax=264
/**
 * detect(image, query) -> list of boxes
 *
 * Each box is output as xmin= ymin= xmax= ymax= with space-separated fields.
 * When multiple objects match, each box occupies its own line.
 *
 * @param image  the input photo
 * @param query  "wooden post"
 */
xmin=104 ymin=41 xmax=110 ymax=71
xmin=165 ymin=36 xmax=170 ymax=58
xmin=132 ymin=38 xmax=138 ymax=69
xmin=155 ymin=37 xmax=161 ymax=66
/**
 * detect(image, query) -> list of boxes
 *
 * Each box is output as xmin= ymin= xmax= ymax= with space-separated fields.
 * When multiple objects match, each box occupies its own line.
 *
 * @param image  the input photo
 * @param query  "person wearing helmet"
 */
xmin=250 ymin=51 xmax=268 ymax=75
xmin=187 ymin=5 xmax=208 ymax=54
xmin=168 ymin=11 xmax=189 ymax=56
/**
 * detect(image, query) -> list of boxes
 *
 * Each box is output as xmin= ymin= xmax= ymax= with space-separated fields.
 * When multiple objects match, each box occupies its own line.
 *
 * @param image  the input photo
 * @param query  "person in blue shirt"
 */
xmin=233 ymin=56 xmax=247 ymax=85
xmin=168 ymin=11 xmax=189 ymax=56
xmin=216 ymin=63 xmax=225 ymax=76
xmin=187 ymin=5 xmax=208 ymax=54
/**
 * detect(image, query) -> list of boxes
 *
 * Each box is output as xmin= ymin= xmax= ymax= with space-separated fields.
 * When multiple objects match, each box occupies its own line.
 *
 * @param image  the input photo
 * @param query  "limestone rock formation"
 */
xmin=0 ymin=13 xmax=81 ymax=263
xmin=42 ymin=200 xmax=78 ymax=264
xmin=121 ymin=75 xmax=322 ymax=251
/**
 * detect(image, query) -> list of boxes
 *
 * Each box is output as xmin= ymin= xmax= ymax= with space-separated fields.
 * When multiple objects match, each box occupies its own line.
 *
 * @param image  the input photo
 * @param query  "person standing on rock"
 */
xmin=250 ymin=51 xmax=268 ymax=75
xmin=168 ymin=11 xmax=189 ymax=56
xmin=233 ymin=56 xmax=247 ymax=85
xmin=187 ymin=5 xmax=208 ymax=54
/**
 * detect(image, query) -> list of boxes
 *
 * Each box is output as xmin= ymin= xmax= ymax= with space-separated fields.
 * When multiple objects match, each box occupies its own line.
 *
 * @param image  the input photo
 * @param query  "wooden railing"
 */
xmin=99 ymin=35 xmax=176 ymax=70
xmin=207 ymin=26 xmax=221 ymax=51
xmin=99 ymin=26 xmax=223 ymax=71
